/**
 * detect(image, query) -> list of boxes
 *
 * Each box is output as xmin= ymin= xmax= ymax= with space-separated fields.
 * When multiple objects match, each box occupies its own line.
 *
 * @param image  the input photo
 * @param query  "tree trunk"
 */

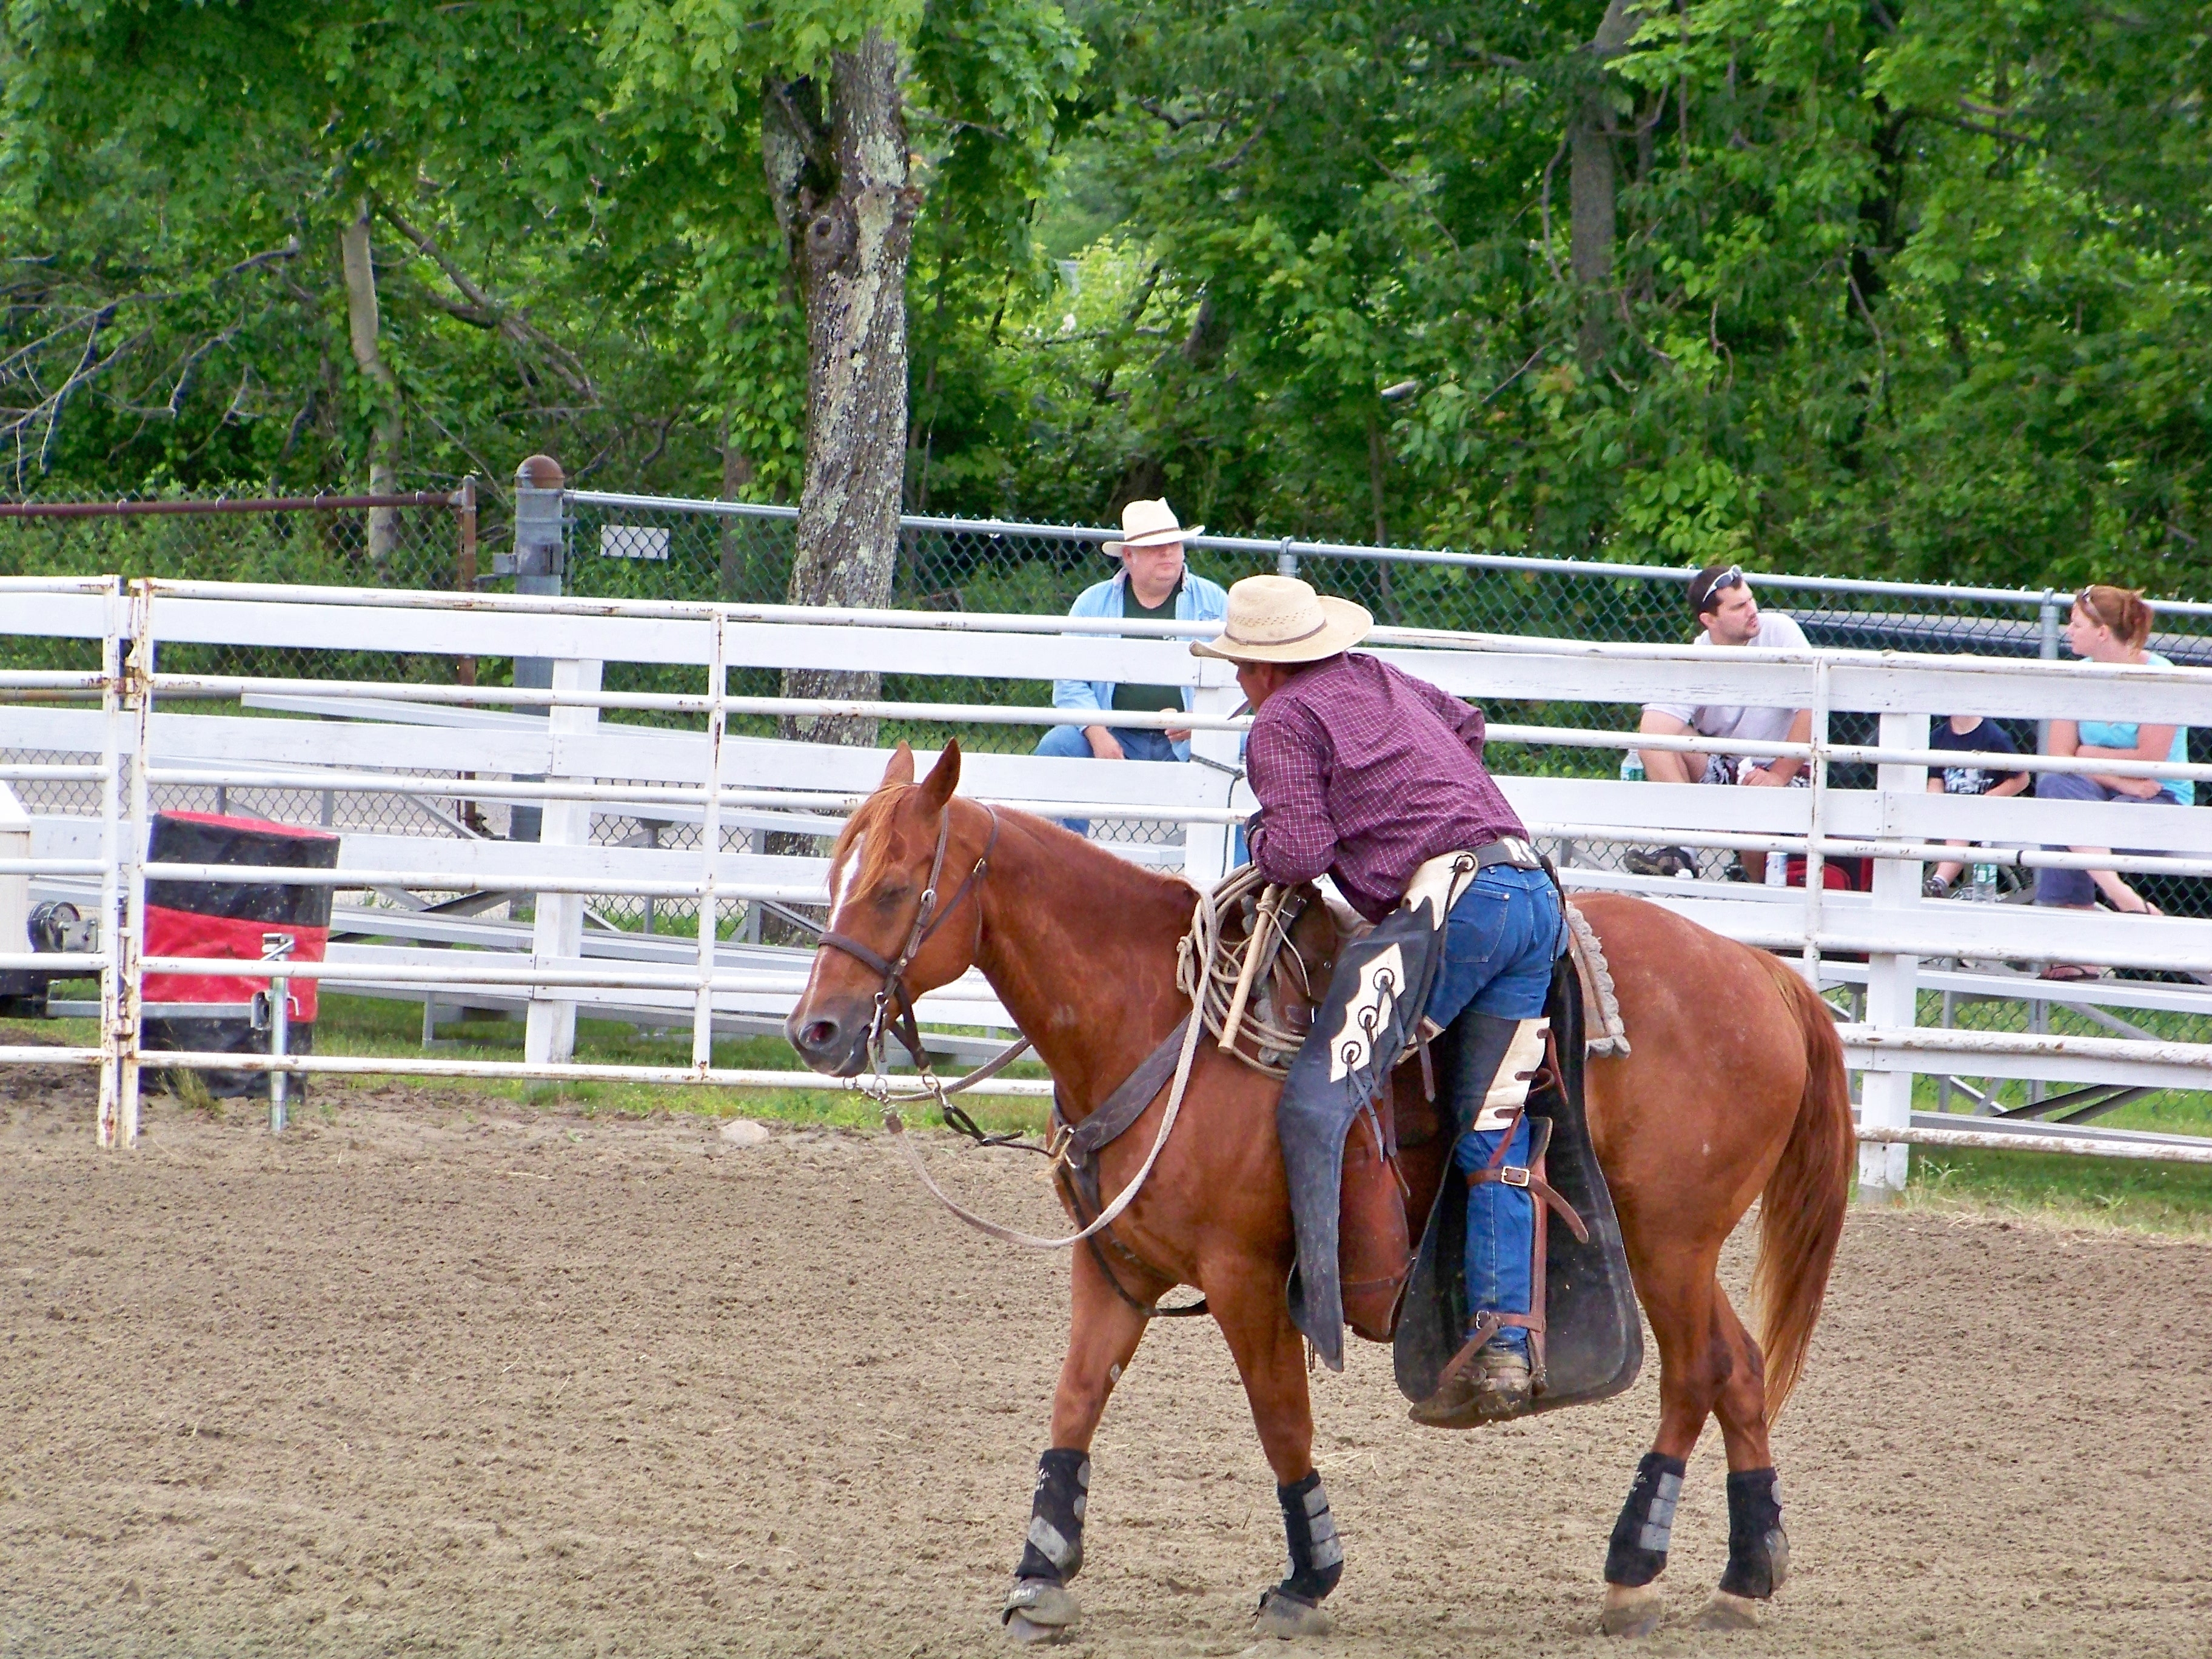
xmin=1568 ymin=0 xmax=1642 ymax=364
xmin=763 ymin=30 xmax=916 ymax=747
xmin=339 ymin=199 xmax=403 ymax=566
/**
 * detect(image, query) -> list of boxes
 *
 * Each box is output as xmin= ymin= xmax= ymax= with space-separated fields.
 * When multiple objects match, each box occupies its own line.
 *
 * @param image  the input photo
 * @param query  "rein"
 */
xmin=850 ymin=809 xmax=1225 ymax=1252
xmin=824 ymin=809 xmax=1278 ymax=1258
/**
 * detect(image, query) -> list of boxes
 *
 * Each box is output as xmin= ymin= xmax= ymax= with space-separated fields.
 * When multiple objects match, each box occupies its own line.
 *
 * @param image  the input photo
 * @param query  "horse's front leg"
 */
xmin=1208 ymin=1265 xmax=1342 ymax=1639
xmin=1002 ymin=1241 xmax=1150 ymax=1646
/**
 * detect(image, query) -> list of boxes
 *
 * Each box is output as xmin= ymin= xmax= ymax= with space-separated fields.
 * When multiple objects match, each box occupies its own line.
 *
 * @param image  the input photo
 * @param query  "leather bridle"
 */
xmin=819 ymin=799 xmax=1001 ymax=1073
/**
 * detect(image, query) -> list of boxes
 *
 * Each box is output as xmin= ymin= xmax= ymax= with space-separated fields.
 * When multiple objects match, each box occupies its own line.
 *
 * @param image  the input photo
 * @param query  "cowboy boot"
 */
xmin=1407 ymin=1320 xmax=1533 ymax=1428
xmin=1406 ymin=1011 xmax=1547 ymax=1428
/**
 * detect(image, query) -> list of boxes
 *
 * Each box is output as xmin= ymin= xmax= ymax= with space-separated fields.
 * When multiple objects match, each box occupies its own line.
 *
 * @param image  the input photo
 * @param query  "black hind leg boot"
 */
xmin=1004 ymin=1449 xmax=1088 ymax=1635
xmin=1718 ymin=1467 xmax=1789 ymax=1598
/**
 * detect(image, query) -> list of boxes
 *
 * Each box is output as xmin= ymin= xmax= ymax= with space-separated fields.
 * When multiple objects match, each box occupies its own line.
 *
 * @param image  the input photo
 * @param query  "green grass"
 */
xmin=1902 ymin=1146 xmax=2212 ymax=1236
xmin=18 ymin=989 xmax=2212 ymax=1232
xmin=8 ymin=989 xmax=1054 ymax=1138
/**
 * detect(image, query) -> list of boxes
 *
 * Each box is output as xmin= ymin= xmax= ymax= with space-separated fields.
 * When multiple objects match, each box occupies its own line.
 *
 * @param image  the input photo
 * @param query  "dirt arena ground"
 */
xmin=4 ymin=1060 xmax=2211 ymax=1659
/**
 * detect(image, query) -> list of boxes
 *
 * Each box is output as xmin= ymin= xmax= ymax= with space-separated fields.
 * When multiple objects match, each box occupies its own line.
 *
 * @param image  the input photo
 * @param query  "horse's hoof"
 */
xmin=1694 ymin=1590 xmax=1764 ymax=1631
xmin=1003 ymin=1578 xmax=1080 ymax=1643
xmin=1598 ymin=1583 xmax=1663 ymax=1637
xmin=1254 ymin=1587 xmax=1332 ymax=1638
xmin=1005 ymin=1612 xmax=1072 ymax=1646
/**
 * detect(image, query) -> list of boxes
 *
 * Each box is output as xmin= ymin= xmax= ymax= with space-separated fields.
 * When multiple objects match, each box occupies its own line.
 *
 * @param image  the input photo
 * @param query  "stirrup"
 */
xmin=1407 ymin=1322 xmax=1533 ymax=1429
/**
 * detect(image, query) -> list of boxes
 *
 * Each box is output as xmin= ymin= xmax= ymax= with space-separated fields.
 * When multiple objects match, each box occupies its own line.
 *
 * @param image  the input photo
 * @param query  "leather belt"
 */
xmin=1472 ymin=836 xmax=1543 ymax=872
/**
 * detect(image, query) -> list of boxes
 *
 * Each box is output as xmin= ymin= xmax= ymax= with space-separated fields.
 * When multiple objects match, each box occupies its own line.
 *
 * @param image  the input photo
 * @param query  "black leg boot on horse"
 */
xmin=1255 ymin=1470 xmax=1344 ymax=1637
xmin=1002 ymin=1449 xmax=1090 ymax=1643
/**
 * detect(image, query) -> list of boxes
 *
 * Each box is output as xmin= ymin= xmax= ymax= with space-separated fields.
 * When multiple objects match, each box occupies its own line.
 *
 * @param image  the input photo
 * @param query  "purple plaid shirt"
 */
xmin=1244 ymin=652 xmax=1529 ymax=922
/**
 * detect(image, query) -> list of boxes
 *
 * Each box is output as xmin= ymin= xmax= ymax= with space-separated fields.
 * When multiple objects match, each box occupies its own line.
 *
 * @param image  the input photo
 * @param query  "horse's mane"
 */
xmin=830 ymin=786 xmax=1199 ymax=927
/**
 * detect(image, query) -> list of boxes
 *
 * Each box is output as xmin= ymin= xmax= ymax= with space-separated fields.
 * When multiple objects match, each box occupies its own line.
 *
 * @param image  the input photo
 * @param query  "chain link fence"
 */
xmin=12 ymin=481 xmax=2212 ymax=936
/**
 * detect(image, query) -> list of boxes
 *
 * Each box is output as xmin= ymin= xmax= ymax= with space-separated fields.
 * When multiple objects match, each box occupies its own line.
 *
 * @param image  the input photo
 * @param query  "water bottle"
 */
xmin=1620 ymin=751 xmax=1645 ymax=783
xmin=1971 ymin=860 xmax=1998 ymax=902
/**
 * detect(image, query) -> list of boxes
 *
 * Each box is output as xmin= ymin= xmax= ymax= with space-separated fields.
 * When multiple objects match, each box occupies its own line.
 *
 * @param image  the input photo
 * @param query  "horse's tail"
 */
xmin=1753 ymin=964 xmax=1855 ymax=1424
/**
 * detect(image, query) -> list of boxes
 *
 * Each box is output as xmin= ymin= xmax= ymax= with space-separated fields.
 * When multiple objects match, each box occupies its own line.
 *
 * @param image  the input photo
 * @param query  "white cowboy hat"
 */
xmin=1190 ymin=574 xmax=1372 ymax=664
xmin=1102 ymin=497 xmax=1202 ymax=557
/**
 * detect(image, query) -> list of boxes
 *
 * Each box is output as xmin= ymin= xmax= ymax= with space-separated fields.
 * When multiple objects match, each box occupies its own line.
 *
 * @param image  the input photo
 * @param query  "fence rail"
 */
xmin=3 ymin=574 xmax=2212 ymax=1198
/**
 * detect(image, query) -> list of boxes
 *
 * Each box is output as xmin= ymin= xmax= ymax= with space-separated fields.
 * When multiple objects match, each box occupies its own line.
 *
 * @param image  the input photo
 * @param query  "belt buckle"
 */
xmin=1501 ymin=1165 xmax=1532 ymax=1188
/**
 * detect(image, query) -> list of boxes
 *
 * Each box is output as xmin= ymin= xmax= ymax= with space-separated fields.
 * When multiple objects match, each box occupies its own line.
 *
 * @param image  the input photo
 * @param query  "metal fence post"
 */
xmin=506 ymin=455 xmax=566 ymax=842
xmin=1277 ymin=538 xmax=1299 ymax=578
xmin=266 ymin=974 xmax=290 ymax=1133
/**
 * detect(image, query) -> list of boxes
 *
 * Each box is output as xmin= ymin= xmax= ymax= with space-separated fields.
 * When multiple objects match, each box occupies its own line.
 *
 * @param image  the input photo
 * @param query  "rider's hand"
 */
xmin=1740 ymin=765 xmax=1788 ymax=788
xmin=1164 ymin=709 xmax=1191 ymax=745
xmin=1085 ymin=725 xmax=1125 ymax=761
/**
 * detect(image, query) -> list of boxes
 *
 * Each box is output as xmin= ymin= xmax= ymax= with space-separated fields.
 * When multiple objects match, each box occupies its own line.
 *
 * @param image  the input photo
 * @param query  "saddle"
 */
xmin=1261 ymin=882 xmax=1640 ymax=1412
xmin=1390 ymin=955 xmax=1644 ymax=1416
xmin=1046 ymin=871 xmax=1641 ymax=1416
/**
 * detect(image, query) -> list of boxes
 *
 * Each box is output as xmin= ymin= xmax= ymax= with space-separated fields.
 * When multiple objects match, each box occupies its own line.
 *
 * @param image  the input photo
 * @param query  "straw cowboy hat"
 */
xmin=1190 ymin=574 xmax=1372 ymax=664
xmin=1102 ymin=497 xmax=1202 ymax=557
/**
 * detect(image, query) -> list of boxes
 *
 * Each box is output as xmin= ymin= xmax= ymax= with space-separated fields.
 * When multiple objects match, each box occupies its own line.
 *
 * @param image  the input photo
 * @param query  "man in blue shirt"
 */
xmin=1034 ymin=498 xmax=1228 ymax=833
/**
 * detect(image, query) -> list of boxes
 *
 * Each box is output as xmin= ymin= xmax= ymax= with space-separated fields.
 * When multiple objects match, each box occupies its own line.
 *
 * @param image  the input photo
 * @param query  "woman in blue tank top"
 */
xmin=2035 ymin=585 xmax=2189 ymax=977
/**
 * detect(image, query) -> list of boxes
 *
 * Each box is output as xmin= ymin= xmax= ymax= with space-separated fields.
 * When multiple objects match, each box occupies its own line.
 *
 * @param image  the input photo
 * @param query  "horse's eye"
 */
xmin=874 ymin=882 xmax=915 ymax=909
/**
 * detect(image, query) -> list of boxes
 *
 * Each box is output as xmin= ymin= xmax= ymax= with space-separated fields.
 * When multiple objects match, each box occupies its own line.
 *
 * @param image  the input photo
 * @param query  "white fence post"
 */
xmin=1858 ymin=708 xmax=1929 ymax=1204
xmin=523 ymin=657 xmax=603 ymax=1065
xmin=95 ymin=581 xmax=125 ymax=1148
xmin=1182 ymin=669 xmax=1244 ymax=888
xmin=692 ymin=615 xmax=726 ymax=1071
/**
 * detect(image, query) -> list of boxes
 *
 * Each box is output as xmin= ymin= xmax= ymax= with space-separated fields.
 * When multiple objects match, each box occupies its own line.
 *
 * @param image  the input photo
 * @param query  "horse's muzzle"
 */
xmin=786 ymin=997 xmax=871 ymax=1078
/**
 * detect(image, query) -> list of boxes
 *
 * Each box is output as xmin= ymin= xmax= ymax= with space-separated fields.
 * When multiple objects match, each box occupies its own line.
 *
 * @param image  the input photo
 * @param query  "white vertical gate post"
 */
xmin=95 ymin=580 xmax=125 ymax=1148
xmin=1182 ymin=667 xmax=1244 ymax=888
xmin=691 ymin=615 xmax=726 ymax=1072
xmin=523 ymin=657 xmax=603 ymax=1065
xmin=1857 ymin=708 xmax=1929 ymax=1204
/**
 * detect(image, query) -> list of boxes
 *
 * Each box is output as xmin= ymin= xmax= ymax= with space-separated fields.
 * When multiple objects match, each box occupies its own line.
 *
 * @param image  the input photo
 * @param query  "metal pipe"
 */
xmin=0 ymin=492 xmax=457 ymax=519
xmin=1858 ymin=1122 xmax=2212 ymax=1165
xmin=267 ymin=975 xmax=290 ymax=1132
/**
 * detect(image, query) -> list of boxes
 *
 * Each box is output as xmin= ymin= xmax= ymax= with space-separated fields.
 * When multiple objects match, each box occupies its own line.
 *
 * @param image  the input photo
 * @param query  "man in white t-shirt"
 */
xmin=1634 ymin=564 xmax=1812 ymax=880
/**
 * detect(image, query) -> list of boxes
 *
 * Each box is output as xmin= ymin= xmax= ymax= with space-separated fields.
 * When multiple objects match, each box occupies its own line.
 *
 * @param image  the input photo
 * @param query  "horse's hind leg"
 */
xmin=1691 ymin=1285 xmax=1789 ymax=1631
xmin=1002 ymin=1245 xmax=1150 ymax=1646
xmin=1208 ymin=1274 xmax=1341 ymax=1639
xmin=1600 ymin=1255 xmax=1732 ymax=1637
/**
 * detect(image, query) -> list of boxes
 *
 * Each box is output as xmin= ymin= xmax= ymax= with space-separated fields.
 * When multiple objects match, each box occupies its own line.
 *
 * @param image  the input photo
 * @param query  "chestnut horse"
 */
xmin=788 ymin=743 xmax=1853 ymax=1640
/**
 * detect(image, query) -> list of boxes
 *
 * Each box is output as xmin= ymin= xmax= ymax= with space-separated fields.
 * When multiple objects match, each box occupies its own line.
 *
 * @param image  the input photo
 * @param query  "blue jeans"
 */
xmin=1033 ymin=722 xmax=1183 ymax=834
xmin=2033 ymin=768 xmax=2179 ymax=907
xmin=1425 ymin=866 xmax=1564 ymax=1354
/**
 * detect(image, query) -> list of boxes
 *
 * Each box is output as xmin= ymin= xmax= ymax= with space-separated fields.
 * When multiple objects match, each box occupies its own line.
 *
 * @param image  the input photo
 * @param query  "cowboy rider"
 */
xmin=1193 ymin=574 xmax=1564 ymax=1421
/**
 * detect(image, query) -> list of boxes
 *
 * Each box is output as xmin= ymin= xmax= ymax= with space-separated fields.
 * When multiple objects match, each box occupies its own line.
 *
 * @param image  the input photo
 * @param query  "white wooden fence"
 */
xmin=7 ymin=575 xmax=2212 ymax=1196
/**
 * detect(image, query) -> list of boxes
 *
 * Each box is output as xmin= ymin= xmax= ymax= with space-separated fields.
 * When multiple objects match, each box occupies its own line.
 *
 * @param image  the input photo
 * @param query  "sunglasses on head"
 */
xmin=1695 ymin=565 xmax=1746 ymax=611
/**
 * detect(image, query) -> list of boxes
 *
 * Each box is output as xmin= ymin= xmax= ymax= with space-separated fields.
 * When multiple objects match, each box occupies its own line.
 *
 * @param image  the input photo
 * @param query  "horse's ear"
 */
xmin=920 ymin=739 xmax=962 ymax=809
xmin=880 ymin=742 xmax=916 ymax=789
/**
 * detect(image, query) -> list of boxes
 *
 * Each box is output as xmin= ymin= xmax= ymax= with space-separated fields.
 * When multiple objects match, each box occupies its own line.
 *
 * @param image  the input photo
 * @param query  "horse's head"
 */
xmin=786 ymin=740 xmax=990 ymax=1076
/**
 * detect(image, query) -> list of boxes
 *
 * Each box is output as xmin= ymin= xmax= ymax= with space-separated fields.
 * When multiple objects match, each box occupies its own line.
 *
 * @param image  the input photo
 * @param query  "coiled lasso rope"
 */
xmin=1177 ymin=863 xmax=1310 ymax=1079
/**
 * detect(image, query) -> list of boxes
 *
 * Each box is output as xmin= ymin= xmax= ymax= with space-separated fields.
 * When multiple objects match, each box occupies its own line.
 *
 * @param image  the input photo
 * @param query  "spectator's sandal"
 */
xmin=2039 ymin=962 xmax=2113 ymax=982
